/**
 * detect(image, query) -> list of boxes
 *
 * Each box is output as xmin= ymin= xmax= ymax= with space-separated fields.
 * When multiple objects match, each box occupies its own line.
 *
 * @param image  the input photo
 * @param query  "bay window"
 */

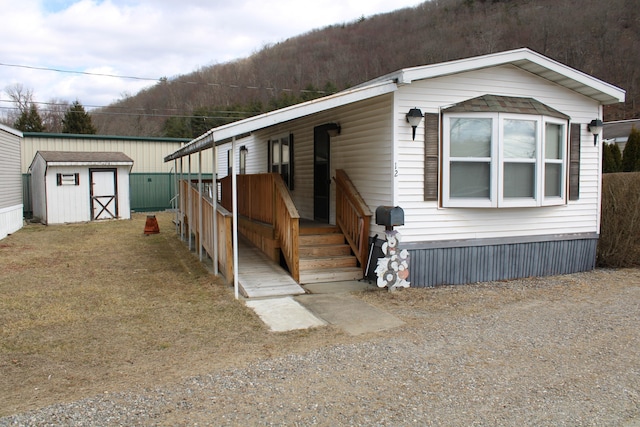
xmin=442 ymin=112 xmax=567 ymax=208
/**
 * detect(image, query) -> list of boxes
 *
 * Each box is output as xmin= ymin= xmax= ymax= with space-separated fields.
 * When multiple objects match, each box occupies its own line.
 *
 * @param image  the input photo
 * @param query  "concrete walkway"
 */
xmin=244 ymin=280 xmax=404 ymax=335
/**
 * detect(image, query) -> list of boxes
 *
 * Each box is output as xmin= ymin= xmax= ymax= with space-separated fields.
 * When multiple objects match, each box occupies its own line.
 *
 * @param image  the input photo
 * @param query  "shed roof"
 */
xmin=35 ymin=151 xmax=134 ymax=164
xmin=165 ymin=48 xmax=626 ymax=162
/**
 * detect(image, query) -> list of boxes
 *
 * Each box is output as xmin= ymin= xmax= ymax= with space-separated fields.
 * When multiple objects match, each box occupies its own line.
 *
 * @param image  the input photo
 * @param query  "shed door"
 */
xmin=90 ymin=169 xmax=118 ymax=220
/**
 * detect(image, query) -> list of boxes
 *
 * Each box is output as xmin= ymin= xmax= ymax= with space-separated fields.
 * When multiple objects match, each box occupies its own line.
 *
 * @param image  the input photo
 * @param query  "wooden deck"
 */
xmin=237 ymin=237 xmax=306 ymax=298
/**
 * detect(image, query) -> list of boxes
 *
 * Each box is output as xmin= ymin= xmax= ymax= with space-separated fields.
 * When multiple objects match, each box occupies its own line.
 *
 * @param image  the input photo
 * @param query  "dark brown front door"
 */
xmin=314 ymin=125 xmax=331 ymax=223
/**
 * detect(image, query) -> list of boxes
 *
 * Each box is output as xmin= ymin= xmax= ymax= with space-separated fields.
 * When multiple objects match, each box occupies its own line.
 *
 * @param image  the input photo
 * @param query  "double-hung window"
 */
xmin=268 ymin=134 xmax=294 ymax=190
xmin=442 ymin=112 xmax=567 ymax=208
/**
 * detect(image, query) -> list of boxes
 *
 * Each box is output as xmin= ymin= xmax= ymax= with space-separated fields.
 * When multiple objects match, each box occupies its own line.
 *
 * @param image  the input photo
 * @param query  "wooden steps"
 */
xmin=298 ymin=225 xmax=363 ymax=284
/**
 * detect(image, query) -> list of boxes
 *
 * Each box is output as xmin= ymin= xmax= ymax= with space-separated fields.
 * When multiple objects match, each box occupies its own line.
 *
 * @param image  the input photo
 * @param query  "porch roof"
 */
xmin=164 ymin=47 xmax=625 ymax=162
xmin=164 ymin=80 xmax=398 ymax=161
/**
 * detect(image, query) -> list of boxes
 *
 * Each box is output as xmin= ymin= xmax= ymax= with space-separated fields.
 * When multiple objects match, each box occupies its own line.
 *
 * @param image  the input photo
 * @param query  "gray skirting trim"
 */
xmin=401 ymin=232 xmax=599 ymax=250
xmin=404 ymin=237 xmax=598 ymax=287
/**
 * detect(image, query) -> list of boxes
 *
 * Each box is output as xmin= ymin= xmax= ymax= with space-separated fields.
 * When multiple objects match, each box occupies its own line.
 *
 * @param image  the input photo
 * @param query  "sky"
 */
xmin=0 ymin=0 xmax=423 ymax=114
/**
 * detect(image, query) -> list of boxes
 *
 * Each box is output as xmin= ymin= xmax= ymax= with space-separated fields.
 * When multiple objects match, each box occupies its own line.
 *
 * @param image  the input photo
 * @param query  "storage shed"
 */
xmin=0 ymin=124 xmax=24 ymax=239
xmin=29 ymin=151 xmax=134 ymax=224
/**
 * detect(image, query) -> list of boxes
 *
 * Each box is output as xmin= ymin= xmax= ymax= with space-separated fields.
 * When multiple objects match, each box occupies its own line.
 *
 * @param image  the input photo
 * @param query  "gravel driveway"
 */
xmin=1 ymin=268 xmax=639 ymax=426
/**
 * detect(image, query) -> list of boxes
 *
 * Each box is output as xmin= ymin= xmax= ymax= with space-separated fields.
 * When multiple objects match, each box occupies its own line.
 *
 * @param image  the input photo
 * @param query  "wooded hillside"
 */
xmin=92 ymin=0 xmax=640 ymax=137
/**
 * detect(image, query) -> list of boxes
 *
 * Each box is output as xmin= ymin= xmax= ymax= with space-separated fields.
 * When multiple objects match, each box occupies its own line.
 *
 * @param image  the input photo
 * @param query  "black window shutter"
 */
xmin=56 ymin=173 xmax=62 ymax=186
xmin=267 ymin=139 xmax=272 ymax=172
xmin=569 ymin=123 xmax=581 ymax=201
xmin=75 ymin=173 xmax=80 ymax=185
xmin=424 ymin=113 xmax=439 ymax=202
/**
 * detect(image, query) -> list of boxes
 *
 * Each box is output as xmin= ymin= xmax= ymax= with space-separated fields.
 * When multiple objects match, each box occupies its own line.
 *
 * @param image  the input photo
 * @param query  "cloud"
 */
xmin=0 ymin=0 xmax=421 ymax=111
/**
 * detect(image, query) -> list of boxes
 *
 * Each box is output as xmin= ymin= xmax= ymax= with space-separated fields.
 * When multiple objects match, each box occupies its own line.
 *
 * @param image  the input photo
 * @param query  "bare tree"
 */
xmin=4 ymin=83 xmax=35 ymax=125
xmin=42 ymin=98 xmax=70 ymax=133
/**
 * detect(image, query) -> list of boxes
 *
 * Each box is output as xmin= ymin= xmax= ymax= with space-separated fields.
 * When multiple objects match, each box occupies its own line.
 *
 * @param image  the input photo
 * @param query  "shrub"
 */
xmin=621 ymin=126 xmax=640 ymax=172
xmin=603 ymin=142 xmax=622 ymax=173
xmin=597 ymin=172 xmax=640 ymax=267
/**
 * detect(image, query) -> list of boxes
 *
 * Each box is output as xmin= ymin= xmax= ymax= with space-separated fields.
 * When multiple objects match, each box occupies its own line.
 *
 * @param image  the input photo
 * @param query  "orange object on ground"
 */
xmin=144 ymin=215 xmax=160 ymax=234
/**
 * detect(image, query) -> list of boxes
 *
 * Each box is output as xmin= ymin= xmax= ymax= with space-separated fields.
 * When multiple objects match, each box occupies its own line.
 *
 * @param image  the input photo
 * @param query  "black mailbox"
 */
xmin=375 ymin=206 xmax=404 ymax=228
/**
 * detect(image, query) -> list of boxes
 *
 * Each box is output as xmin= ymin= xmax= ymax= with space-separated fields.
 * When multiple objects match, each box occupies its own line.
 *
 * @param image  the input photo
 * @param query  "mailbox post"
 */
xmin=374 ymin=206 xmax=410 ymax=290
xmin=375 ymin=206 xmax=404 ymax=230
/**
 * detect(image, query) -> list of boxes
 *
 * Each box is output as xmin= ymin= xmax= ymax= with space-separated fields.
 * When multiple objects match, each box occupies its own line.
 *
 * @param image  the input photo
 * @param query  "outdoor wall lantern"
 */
xmin=327 ymin=123 xmax=341 ymax=137
xmin=406 ymin=107 xmax=423 ymax=140
xmin=588 ymin=119 xmax=603 ymax=146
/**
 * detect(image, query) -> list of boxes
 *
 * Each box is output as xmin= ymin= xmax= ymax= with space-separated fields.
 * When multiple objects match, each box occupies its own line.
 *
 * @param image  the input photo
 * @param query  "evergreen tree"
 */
xmin=622 ymin=126 xmax=640 ymax=172
xmin=62 ymin=100 xmax=97 ymax=134
xmin=163 ymin=116 xmax=192 ymax=138
xmin=14 ymin=103 xmax=45 ymax=132
xmin=603 ymin=142 xmax=622 ymax=173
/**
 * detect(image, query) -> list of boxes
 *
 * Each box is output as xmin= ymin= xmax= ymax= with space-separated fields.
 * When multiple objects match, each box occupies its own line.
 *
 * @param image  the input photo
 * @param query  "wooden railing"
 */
xmin=180 ymin=179 xmax=234 ymax=281
xmin=220 ymin=173 xmax=300 ymax=281
xmin=273 ymin=175 xmax=300 ymax=282
xmin=333 ymin=169 xmax=372 ymax=270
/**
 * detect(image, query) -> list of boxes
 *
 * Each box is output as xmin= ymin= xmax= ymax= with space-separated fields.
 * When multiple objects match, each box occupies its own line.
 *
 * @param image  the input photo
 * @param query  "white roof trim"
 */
xmin=0 ymin=123 xmax=23 ymax=138
xmin=395 ymin=48 xmax=625 ymax=104
xmin=46 ymin=161 xmax=134 ymax=167
xmin=165 ymin=80 xmax=397 ymax=161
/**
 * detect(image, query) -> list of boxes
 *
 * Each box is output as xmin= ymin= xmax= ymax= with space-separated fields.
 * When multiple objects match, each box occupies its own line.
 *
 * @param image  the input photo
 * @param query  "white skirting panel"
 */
xmin=0 ymin=204 xmax=24 ymax=240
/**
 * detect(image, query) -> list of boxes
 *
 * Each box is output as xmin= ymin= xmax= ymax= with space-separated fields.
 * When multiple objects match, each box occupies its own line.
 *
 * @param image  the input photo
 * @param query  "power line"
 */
xmin=0 ymin=105 xmax=253 ymax=121
xmin=0 ymin=62 xmax=334 ymax=95
xmin=0 ymin=62 xmax=158 ymax=82
xmin=0 ymin=99 xmax=258 ymax=118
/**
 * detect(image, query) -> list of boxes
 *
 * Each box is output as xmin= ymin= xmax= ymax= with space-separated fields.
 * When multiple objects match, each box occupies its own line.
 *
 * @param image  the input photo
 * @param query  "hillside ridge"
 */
xmin=92 ymin=0 xmax=639 ymax=137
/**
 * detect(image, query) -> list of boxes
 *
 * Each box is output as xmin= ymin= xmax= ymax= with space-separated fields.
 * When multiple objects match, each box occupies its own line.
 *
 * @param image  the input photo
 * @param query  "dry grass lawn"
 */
xmin=0 ymin=212 xmax=351 ymax=417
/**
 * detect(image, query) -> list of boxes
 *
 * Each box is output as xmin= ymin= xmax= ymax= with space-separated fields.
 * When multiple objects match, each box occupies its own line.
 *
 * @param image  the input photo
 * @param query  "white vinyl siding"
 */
xmin=45 ymin=166 xmax=92 ymax=224
xmin=0 ymin=127 xmax=22 ymax=209
xmin=0 ymin=126 xmax=23 ymax=239
xmin=394 ymin=65 xmax=602 ymax=243
xmin=250 ymin=94 xmax=393 ymax=223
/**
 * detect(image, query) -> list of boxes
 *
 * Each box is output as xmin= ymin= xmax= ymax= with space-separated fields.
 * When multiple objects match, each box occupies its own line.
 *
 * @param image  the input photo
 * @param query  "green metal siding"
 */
xmin=129 ymin=173 xmax=213 ymax=212
xmin=129 ymin=173 xmax=176 ymax=212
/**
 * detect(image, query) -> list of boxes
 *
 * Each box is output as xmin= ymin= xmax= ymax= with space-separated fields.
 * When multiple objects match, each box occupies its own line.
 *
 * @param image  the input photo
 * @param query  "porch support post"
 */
xmin=173 ymin=159 xmax=178 ymax=234
xmin=188 ymin=154 xmax=192 ymax=251
xmin=212 ymin=144 xmax=219 ymax=276
xmin=198 ymin=151 xmax=203 ymax=262
xmin=232 ymin=136 xmax=239 ymax=299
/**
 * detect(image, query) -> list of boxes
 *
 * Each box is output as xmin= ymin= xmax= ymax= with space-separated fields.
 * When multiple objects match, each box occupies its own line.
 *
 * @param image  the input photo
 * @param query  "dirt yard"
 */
xmin=1 ymin=212 xmax=639 ymax=425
